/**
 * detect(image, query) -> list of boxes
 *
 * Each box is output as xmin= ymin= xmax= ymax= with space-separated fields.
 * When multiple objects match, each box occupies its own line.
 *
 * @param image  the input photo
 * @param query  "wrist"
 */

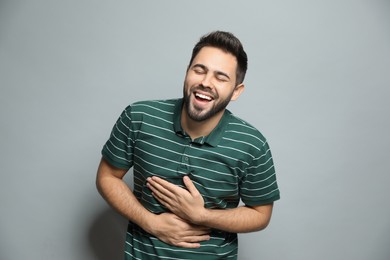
xmin=193 ymin=207 xmax=210 ymax=226
xmin=139 ymin=212 xmax=158 ymax=235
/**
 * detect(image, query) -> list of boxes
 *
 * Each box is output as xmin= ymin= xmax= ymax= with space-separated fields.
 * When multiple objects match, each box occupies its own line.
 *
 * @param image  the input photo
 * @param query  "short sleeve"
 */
xmin=240 ymin=141 xmax=280 ymax=206
xmin=101 ymin=106 xmax=134 ymax=169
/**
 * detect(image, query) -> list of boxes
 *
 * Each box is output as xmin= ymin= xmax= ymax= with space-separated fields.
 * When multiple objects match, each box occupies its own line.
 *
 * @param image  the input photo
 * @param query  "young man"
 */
xmin=96 ymin=31 xmax=280 ymax=259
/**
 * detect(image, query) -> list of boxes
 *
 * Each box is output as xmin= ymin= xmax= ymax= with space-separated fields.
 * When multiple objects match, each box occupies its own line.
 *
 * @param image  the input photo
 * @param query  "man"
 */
xmin=96 ymin=31 xmax=280 ymax=259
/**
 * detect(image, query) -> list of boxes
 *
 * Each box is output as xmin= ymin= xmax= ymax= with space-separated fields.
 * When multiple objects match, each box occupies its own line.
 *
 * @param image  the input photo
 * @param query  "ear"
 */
xmin=230 ymin=83 xmax=245 ymax=101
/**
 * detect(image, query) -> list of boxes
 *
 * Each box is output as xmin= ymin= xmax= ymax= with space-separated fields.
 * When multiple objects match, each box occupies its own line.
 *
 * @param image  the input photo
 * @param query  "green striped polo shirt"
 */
xmin=102 ymin=98 xmax=280 ymax=260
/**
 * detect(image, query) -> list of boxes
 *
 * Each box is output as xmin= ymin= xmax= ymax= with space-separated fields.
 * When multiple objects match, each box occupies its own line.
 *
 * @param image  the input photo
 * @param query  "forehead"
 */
xmin=191 ymin=46 xmax=237 ymax=75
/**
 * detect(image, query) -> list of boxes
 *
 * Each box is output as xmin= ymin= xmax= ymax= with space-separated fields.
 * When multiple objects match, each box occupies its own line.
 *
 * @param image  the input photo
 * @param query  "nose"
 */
xmin=201 ymin=73 xmax=213 ymax=88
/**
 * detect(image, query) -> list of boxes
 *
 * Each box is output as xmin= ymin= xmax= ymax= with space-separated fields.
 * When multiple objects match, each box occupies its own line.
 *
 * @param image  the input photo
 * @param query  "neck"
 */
xmin=181 ymin=107 xmax=224 ymax=140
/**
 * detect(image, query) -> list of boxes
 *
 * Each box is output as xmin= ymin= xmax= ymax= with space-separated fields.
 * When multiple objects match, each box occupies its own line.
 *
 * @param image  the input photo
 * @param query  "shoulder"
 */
xmin=124 ymin=99 xmax=178 ymax=114
xmin=122 ymin=99 xmax=179 ymax=125
xmin=225 ymin=111 xmax=269 ymax=155
xmin=225 ymin=111 xmax=268 ymax=146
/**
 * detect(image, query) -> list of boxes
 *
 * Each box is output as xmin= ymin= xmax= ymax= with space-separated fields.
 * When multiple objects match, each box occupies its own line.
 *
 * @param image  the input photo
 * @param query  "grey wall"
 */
xmin=1 ymin=1 xmax=389 ymax=259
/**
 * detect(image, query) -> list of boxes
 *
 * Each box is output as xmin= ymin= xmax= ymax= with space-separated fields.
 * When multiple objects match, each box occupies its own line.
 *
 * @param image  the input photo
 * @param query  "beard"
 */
xmin=183 ymin=85 xmax=234 ymax=122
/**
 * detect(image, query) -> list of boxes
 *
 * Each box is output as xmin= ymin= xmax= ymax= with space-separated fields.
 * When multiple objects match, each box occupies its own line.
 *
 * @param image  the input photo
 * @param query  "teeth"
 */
xmin=195 ymin=93 xmax=212 ymax=100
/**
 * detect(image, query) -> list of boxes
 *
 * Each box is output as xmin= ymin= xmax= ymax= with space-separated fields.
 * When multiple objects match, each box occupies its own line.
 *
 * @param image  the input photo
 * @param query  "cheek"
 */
xmin=184 ymin=76 xmax=198 ymax=90
xmin=216 ymin=86 xmax=235 ymax=99
xmin=186 ymin=71 xmax=204 ymax=83
xmin=183 ymin=79 xmax=193 ymax=94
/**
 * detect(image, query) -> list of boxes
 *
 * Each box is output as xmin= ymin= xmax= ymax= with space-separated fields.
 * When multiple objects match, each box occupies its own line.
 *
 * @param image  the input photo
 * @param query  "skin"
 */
xmin=181 ymin=46 xmax=245 ymax=139
xmin=96 ymin=46 xmax=273 ymax=248
xmin=149 ymin=46 xmax=273 ymax=233
xmin=96 ymin=159 xmax=210 ymax=248
xmin=146 ymin=176 xmax=273 ymax=234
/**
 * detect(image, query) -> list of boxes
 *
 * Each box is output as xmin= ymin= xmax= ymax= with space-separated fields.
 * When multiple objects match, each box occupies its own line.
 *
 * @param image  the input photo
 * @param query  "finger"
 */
xmin=151 ymin=189 xmax=170 ymax=206
xmin=183 ymin=234 xmax=211 ymax=243
xmin=183 ymin=176 xmax=200 ymax=196
xmin=151 ymin=176 xmax=183 ymax=194
xmin=186 ymin=222 xmax=210 ymax=232
xmin=147 ymin=183 xmax=172 ymax=207
xmin=175 ymin=234 xmax=211 ymax=248
xmin=147 ymin=177 xmax=174 ymax=198
xmin=186 ymin=229 xmax=211 ymax=236
xmin=176 ymin=242 xmax=201 ymax=248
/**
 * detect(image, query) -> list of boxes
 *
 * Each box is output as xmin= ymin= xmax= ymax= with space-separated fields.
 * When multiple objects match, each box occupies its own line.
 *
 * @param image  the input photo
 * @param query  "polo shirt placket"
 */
xmin=102 ymin=98 xmax=280 ymax=260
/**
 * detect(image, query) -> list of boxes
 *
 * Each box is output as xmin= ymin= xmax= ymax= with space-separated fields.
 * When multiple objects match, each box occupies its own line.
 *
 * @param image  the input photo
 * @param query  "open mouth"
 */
xmin=194 ymin=92 xmax=213 ymax=102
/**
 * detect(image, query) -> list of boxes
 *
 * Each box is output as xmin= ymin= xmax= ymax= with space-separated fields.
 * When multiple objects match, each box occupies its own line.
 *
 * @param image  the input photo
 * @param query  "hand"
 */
xmin=147 ymin=176 xmax=206 ymax=224
xmin=150 ymin=213 xmax=210 ymax=248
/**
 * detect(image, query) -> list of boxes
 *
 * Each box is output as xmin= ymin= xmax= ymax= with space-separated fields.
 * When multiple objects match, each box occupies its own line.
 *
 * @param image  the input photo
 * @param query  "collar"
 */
xmin=173 ymin=98 xmax=230 ymax=147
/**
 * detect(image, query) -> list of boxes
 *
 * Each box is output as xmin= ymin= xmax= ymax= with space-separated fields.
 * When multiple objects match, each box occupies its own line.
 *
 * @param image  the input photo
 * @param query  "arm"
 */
xmin=96 ymin=158 xmax=154 ymax=231
xmin=147 ymin=176 xmax=273 ymax=233
xmin=194 ymin=204 xmax=273 ymax=233
xmin=96 ymin=158 xmax=210 ymax=247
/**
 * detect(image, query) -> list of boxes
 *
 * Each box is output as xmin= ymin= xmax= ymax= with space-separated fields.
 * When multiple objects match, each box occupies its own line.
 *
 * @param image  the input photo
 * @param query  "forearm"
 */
xmin=146 ymin=175 xmax=274 ymax=234
xmin=147 ymin=176 xmax=273 ymax=233
xmin=195 ymin=204 xmax=273 ymax=233
xmin=96 ymin=160 xmax=211 ymax=248
xmin=96 ymin=161 xmax=156 ymax=234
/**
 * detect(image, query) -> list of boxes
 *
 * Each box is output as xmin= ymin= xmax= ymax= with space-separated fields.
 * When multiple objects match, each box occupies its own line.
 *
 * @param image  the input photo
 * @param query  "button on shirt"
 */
xmin=102 ymin=98 xmax=280 ymax=259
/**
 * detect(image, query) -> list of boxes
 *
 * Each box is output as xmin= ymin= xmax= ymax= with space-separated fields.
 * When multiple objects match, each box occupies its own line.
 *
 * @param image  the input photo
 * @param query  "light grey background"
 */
xmin=1 ymin=1 xmax=389 ymax=259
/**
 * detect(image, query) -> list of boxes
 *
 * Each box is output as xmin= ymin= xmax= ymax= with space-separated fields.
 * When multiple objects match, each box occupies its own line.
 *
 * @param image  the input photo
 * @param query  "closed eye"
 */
xmin=215 ymin=72 xmax=230 ymax=82
xmin=192 ymin=64 xmax=207 ymax=74
xmin=194 ymin=68 xmax=206 ymax=74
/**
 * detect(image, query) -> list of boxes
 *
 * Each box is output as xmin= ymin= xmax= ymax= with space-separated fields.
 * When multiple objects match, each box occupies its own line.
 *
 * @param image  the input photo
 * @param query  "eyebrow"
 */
xmin=192 ymin=64 xmax=231 ymax=80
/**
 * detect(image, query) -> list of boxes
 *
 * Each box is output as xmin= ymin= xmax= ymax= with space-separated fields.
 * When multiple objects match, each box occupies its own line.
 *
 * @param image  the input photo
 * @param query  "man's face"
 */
xmin=183 ymin=46 xmax=243 ymax=122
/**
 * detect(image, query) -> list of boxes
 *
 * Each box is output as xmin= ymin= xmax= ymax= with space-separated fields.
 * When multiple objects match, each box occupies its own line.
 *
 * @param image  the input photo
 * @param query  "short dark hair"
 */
xmin=188 ymin=31 xmax=248 ymax=85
